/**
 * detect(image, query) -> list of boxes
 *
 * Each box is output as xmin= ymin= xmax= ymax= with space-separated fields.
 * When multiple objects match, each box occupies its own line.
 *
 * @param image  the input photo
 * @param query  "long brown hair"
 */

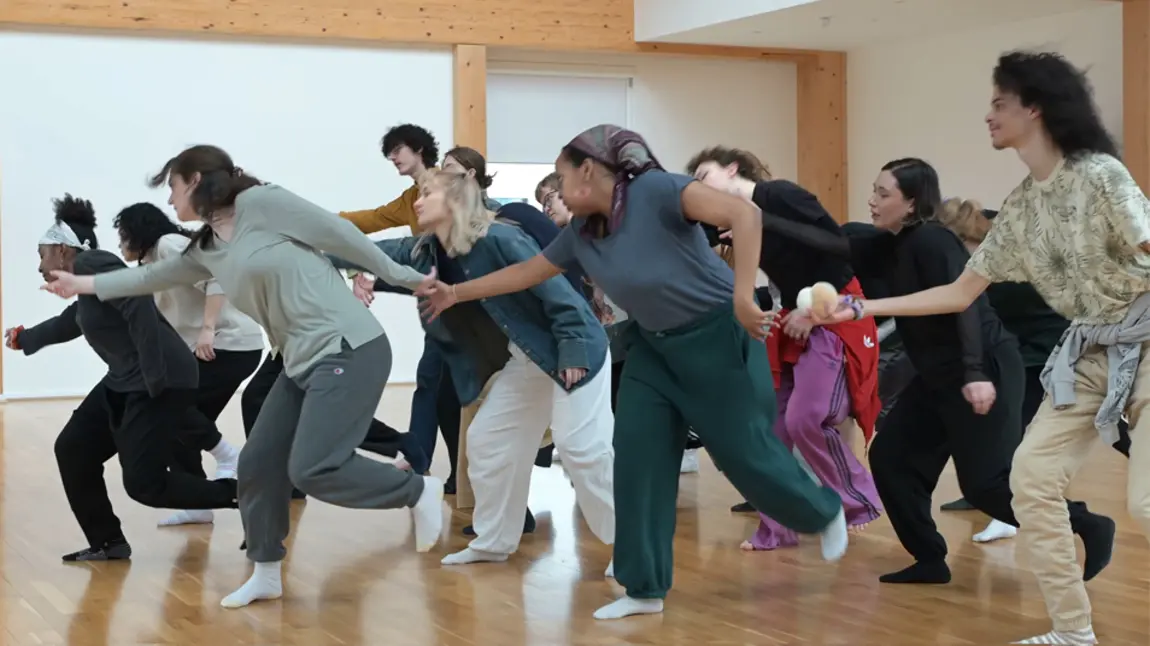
xmin=148 ymin=145 xmax=263 ymax=253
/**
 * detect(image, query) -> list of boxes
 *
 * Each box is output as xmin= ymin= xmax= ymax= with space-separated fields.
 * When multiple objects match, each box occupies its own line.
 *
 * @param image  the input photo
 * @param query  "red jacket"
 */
xmin=766 ymin=278 xmax=881 ymax=445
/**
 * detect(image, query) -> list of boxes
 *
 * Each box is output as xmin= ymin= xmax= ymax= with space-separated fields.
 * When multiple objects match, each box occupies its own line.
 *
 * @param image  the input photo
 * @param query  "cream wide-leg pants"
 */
xmin=466 ymin=343 xmax=615 ymax=555
xmin=1010 ymin=344 xmax=1150 ymax=631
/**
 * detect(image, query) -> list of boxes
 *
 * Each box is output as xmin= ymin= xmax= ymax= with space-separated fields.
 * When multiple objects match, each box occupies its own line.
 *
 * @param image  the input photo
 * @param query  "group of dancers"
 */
xmin=5 ymin=48 xmax=1145 ymax=645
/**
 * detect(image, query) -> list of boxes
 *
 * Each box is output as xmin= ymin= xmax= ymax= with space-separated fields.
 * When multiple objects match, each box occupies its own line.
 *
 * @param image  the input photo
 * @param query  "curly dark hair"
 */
xmin=51 ymin=194 xmax=99 ymax=249
xmin=685 ymin=146 xmax=772 ymax=181
xmin=113 ymin=202 xmax=191 ymax=259
xmin=381 ymin=124 xmax=439 ymax=168
xmin=993 ymin=50 xmax=1118 ymax=159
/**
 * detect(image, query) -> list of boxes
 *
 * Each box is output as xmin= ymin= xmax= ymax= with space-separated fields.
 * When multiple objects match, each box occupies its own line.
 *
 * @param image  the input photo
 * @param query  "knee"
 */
xmin=783 ymin=404 xmax=827 ymax=439
xmin=1008 ymin=448 xmax=1059 ymax=511
xmin=866 ymin=434 xmax=896 ymax=476
xmin=53 ymin=432 xmax=81 ymax=468
xmin=122 ymin=470 xmax=165 ymax=507
xmin=1127 ymin=483 xmax=1150 ymax=528
xmin=286 ymin=455 xmax=326 ymax=494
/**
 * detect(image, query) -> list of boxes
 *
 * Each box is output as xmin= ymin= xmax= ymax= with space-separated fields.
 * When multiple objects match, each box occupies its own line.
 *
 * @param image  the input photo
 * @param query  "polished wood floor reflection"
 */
xmin=0 ymin=387 xmax=1147 ymax=645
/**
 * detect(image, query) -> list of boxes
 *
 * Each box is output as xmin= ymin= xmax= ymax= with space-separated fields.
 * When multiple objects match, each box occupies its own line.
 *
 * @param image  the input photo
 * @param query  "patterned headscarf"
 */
xmin=565 ymin=125 xmax=663 ymax=238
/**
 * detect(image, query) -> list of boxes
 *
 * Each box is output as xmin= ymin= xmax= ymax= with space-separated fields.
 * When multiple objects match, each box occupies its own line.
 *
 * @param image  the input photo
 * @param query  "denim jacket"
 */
xmin=328 ymin=223 xmax=607 ymax=405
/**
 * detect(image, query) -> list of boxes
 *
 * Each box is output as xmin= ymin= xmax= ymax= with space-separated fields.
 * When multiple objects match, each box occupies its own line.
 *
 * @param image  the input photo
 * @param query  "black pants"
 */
xmin=172 ymin=349 xmax=263 ymax=477
xmin=880 ymin=351 xmax=1132 ymax=457
xmin=869 ymin=343 xmax=1094 ymax=563
xmin=240 ymin=351 xmax=404 ymax=456
xmin=54 ymin=384 xmax=238 ymax=548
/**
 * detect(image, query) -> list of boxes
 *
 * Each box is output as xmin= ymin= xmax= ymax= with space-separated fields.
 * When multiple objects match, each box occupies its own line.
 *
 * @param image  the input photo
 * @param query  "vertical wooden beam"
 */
xmin=453 ymin=44 xmax=488 ymax=156
xmin=1124 ymin=0 xmax=1150 ymax=193
xmin=796 ymin=52 xmax=848 ymax=223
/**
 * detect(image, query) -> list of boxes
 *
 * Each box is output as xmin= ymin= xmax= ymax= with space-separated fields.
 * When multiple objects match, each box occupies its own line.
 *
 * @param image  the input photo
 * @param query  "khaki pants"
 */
xmin=452 ymin=370 xmax=555 ymax=510
xmin=1010 ymin=345 xmax=1150 ymax=631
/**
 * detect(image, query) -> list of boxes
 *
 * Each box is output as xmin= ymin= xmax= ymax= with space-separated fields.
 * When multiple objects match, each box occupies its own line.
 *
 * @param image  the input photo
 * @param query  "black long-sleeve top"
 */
xmin=19 ymin=249 xmax=199 ymax=397
xmin=752 ymin=180 xmax=854 ymax=309
xmin=761 ymin=217 xmax=1012 ymax=388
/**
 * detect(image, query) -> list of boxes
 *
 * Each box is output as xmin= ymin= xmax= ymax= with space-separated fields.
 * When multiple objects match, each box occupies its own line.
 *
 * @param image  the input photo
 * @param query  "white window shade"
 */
xmin=486 ymin=73 xmax=630 ymax=163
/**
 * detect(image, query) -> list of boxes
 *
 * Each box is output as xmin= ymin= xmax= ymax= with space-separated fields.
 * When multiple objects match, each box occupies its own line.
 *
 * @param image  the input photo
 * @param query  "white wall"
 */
xmin=0 ymin=31 xmax=452 ymax=398
xmin=487 ymin=49 xmax=798 ymax=181
xmin=846 ymin=3 xmax=1123 ymax=222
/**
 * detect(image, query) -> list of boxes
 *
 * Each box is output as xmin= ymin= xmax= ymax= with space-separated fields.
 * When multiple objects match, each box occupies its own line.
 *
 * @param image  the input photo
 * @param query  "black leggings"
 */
xmin=55 ymin=384 xmax=237 ymax=548
xmin=869 ymin=343 xmax=1095 ymax=563
xmin=172 ymin=348 xmax=263 ymax=477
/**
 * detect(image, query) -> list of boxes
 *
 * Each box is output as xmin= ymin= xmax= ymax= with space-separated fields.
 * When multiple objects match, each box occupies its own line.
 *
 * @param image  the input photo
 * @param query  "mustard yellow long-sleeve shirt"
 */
xmin=339 ymin=167 xmax=441 ymax=235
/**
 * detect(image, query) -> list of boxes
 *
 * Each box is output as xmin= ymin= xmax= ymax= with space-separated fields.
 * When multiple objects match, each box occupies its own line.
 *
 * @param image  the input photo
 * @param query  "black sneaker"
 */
xmin=730 ymin=501 xmax=756 ymax=513
xmin=63 ymin=541 xmax=131 ymax=562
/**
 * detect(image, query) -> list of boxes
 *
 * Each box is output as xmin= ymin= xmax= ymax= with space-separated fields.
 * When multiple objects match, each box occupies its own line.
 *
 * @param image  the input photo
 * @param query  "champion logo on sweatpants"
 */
xmin=334 ymin=368 xmax=344 ymax=375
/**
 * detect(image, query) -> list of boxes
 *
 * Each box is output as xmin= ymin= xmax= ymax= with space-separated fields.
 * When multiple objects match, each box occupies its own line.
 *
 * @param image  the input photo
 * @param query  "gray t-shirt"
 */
xmin=542 ymin=171 xmax=734 ymax=331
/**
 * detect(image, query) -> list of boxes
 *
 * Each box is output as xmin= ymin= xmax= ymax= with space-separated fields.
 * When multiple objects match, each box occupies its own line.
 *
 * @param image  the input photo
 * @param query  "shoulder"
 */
xmin=235 ymin=183 xmax=287 ymax=211
xmin=909 ymin=221 xmax=964 ymax=250
xmin=74 ymin=249 xmax=127 ymax=274
xmin=1073 ymin=153 xmax=1140 ymax=195
xmin=630 ymin=170 xmax=695 ymax=197
xmin=155 ymin=233 xmax=191 ymax=257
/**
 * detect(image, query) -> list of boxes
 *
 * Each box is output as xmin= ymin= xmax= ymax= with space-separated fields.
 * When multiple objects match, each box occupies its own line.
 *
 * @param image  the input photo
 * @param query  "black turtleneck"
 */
xmin=752 ymin=180 xmax=853 ymax=309
xmin=757 ymin=217 xmax=1012 ymax=388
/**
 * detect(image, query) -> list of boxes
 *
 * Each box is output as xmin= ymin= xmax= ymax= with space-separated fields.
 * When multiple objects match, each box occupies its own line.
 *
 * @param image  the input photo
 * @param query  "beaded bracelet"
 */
xmin=842 ymin=295 xmax=864 ymax=320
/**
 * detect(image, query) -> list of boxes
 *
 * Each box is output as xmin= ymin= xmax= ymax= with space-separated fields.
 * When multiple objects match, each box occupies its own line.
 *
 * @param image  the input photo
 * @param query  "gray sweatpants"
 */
xmin=238 ymin=334 xmax=425 ymax=562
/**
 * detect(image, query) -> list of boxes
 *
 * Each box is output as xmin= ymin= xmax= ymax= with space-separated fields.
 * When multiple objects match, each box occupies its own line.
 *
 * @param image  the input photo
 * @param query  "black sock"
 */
xmin=879 ymin=561 xmax=951 ymax=584
xmin=1078 ymin=514 xmax=1116 ymax=581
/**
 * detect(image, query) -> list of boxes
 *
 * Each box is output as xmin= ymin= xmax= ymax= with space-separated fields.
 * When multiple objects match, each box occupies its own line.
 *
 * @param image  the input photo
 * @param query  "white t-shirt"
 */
xmin=148 ymin=233 xmax=265 ymax=352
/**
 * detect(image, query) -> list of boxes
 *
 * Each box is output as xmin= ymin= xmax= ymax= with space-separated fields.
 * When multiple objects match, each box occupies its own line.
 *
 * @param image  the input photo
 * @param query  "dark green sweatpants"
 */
xmin=613 ymin=305 xmax=842 ymax=600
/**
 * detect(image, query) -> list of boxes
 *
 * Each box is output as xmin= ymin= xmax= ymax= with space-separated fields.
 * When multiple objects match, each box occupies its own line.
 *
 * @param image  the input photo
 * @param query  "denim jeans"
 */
xmin=399 ymin=337 xmax=444 ymax=475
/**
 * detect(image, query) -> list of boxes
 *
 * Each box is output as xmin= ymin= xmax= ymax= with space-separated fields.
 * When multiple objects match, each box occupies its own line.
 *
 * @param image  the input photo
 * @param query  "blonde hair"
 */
xmin=422 ymin=169 xmax=496 ymax=256
xmin=937 ymin=197 xmax=991 ymax=244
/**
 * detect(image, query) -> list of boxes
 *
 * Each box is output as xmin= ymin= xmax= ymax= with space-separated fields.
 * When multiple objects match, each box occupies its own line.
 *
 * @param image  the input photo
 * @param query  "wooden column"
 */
xmin=453 ymin=44 xmax=488 ymax=155
xmin=1124 ymin=0 xmax=1150 ymax=193
xmin=796 ymin=51 xmax=848 ymax=223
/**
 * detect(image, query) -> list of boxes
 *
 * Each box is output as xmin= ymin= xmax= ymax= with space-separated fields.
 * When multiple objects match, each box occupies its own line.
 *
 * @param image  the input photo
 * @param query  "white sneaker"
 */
xmin=680 ymin=449 xmax=699 ymax=474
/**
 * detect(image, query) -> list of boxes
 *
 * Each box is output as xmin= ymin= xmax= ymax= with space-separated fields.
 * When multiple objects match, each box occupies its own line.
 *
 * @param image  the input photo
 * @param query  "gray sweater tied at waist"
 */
xmin=1040 ymin=291 xmax=1150 ymax=444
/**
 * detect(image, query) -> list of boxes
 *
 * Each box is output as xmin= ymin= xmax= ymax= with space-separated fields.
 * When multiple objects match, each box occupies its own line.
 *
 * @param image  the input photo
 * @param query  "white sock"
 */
xmin=592 ymin=596 xmax=664 ymax=620
xmin=158 ymin=510 xmax=214 ymax=526
xmin=604 ymin=559 xmax=614 ymax=579
xmin=440 ymin=547 xmax=509 ymax=565
xmin=680 ymin=449 xmax=699 ymax=474
xmin=819 ymin=507 xmax=848 ymax=562
xmin=220 ymin=561 xmax=283 ymax=608
xmin=1011 ymin=627 xmax=1097 ymax=644
xmin=973 ymin=518 xmax=1018 ymax=543
xmin=412 ymin=475 xmax=445 ymax=552
xmin=209 ymin=439 xmax=241 ymax=480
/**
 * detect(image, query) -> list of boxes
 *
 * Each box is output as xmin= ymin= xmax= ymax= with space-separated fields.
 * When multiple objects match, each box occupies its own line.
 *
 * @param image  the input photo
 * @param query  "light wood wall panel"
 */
xmin=796 ymin=52 xmax=848 ymax=223
xmin=453 ymin=44 xmax=488 ymax=156
xmin=1124 ymin=0 xmax=1150 ymax=193
xmin=1 ymin=0 xmax=636 ymax=50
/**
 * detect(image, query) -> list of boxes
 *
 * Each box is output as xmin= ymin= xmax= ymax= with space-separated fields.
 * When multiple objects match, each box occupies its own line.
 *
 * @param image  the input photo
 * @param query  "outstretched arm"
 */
xmin=864 ymin=269 xmax=989 ymax=319
xmin=266 ymin=187 xmax=426 ymax=290
xmin=454 ymin=253 xmax=563 ymax=303
xmin=15 ymin=302 xmax=83 ymax=354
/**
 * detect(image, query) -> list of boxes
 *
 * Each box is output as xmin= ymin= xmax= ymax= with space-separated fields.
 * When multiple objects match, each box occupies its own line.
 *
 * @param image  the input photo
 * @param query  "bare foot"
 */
xmin=395 ymin=458 xmax=412 ymax=471
xmin=740 ymin=540 xmax=756 ymax=551
xmin=849 ymin=523 xmax=869 ymax=534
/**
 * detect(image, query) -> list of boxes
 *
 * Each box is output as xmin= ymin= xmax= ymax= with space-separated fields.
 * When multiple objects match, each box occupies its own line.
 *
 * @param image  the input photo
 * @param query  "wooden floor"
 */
xmin=0 ymin=387 xmax=1146 ymax=645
